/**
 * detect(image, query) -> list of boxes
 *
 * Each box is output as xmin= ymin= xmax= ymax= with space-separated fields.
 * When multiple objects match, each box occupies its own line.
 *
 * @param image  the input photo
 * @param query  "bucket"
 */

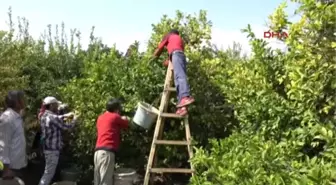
xmin=133 ymin=102 xmax=159 ymax=129
xmin=114 ymin=168 xmax=137 ymax=185
xmin=0 ymin=177 xmax=25 ymax=185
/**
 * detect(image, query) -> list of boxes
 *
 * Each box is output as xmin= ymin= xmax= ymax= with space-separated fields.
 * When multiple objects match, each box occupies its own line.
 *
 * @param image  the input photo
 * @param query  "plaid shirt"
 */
xmin=40 ymin=110 xmax=75 ymax=151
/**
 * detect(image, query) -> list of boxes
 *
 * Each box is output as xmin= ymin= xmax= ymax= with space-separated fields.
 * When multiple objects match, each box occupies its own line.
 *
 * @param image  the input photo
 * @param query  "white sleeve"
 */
xmin=0 ymin=118 xmax=12 ymax=165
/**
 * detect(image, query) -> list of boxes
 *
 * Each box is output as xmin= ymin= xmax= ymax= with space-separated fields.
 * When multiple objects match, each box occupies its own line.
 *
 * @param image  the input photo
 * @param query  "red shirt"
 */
xmin=95 ymin=112 xmax=128 ymax=152
xmin=157 ymin=33 xmax=184 ymax=55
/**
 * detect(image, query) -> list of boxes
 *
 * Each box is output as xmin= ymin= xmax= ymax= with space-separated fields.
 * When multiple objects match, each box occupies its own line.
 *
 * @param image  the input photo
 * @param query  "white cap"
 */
xmin=43 ymin=96 xmax=62 ymax=105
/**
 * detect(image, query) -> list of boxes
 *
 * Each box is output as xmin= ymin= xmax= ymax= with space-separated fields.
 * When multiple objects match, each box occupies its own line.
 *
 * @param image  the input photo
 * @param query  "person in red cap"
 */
xmin=153 ymin=29 xmax=195 ymax=116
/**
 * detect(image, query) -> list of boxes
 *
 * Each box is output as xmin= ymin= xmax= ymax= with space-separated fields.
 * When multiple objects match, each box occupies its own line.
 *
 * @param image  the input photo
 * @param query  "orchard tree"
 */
xmin=60 ymin=10 xmax=238 ymax=184
xmin=0 ymin=10 xmax=28 ymax=110
xmin=191 ymin=0 xmax=336 ymax=184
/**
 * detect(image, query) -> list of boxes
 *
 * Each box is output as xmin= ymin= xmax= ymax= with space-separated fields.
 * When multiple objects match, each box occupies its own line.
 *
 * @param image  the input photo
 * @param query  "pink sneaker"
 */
xmin=176 ymin=107 xmax=188 ymax=116
xmin=177 ymin=97 xmax=195 ymax=108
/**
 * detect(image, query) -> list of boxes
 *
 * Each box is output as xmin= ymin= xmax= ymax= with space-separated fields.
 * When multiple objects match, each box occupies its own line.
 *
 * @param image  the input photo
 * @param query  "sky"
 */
xmin=0 ymin=0 xmax=300 ymax=55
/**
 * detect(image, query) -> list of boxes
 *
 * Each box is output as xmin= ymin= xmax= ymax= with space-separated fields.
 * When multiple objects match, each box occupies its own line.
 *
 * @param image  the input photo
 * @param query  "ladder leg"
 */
xmin=143 ymin=117 xmax=164 ymax=185
xmin=152 ymin=62 xmax=174 ymax=172
xmin=149 ymin=120 xmax=165 ymax=185
xmin=152 ymin=119 xmax=165 ymax=167
xmin=144 ymin=64 xmax=174 ymax=185
xmin=184 ymin=118 xmax=194 ymax=176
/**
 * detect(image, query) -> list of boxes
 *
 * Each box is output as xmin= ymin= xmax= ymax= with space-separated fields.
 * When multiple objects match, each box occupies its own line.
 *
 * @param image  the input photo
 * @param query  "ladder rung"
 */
xmin=155 ymin=140 xmax=189 ymax=145
xmin=150 ymin=168 xmax=193 ymax=174
xmin=164 ymin=87 xmax=176 ymax=91
xmin=160 ymin=113 xmax=184 ymax=118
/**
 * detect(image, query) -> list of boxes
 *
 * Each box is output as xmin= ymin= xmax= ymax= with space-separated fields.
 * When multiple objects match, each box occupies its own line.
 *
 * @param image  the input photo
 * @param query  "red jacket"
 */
xmin=95 ymin=112 xmax=128 ymax=152
xmin=157 ymin=33 xmax=184 ymax=55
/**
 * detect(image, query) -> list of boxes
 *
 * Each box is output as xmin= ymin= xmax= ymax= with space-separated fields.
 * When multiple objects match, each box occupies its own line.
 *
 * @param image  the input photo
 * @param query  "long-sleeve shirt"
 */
xmin=40 ymin=110 xmax=76 ymax=151
xmin=0 ymin=108 xmax=27 ymax=170
xmin=95 ymin=112 xmax=128 ymax=152
xmin=156 ymin=33 xmax=185 ymax=55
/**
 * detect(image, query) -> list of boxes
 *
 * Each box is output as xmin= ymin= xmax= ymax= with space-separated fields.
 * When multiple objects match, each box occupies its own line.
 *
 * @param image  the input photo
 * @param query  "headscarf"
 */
xmin=38 ymin=102 xmax=46 ymax=119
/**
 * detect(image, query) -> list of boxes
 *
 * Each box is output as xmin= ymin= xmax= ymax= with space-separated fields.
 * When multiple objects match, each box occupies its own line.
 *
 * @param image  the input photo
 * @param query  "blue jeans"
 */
xmin=171 ymin=51 xmax=191 ymax=103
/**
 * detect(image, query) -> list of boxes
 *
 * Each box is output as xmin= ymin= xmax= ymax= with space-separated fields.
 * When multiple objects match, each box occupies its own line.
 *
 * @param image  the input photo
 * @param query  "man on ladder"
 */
xmin=153 ymin=29 xmax=195 ymax=116
xmin=144 ymin=29 xmax=195 ymax=185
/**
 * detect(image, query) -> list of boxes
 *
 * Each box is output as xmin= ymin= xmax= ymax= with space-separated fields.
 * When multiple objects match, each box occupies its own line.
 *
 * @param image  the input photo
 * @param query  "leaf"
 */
xmin=331 ymin=42 xmax=336 ymax=48
xmin=321 ymin=127 xmax=328 ymax=136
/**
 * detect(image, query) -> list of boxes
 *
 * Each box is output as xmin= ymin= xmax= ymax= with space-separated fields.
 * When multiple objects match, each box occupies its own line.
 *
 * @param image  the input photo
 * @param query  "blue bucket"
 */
xmin=133 ymin=102 xmax=159 ymax=130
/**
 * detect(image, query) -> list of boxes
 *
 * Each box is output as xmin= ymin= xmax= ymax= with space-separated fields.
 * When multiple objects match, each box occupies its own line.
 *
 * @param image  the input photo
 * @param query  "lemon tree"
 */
xmin=191 ymin=0 xmax=336 ymax=184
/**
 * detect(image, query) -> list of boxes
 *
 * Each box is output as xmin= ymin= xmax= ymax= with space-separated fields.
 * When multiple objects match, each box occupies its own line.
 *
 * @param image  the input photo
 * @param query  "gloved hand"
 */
xmin=63 ymin=112 xmax=75 ymax=118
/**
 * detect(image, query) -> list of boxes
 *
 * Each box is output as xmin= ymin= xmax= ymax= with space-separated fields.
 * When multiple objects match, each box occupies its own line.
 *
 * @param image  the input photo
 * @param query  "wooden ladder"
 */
xmin=143 ymin=63 xmax=194 ymax=185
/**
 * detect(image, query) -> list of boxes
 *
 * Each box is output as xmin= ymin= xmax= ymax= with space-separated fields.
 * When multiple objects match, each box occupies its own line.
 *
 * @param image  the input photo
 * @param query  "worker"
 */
xmin=153 ymin=29 xmax=195 ymax=116
xmin=38 ymin=96 xmax=78 ymax=185
xmin=0 ymin=90 xmax=28 ymax=183
xmin=94 ymin=98 xmax=129 ymax=185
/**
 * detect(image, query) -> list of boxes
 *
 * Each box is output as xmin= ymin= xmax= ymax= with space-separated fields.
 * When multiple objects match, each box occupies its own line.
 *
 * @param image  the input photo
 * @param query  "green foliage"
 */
xmin=60 ymin=10 xmax=238 ymax=183
xmin=19 ymin=23 xmax=84 ymax=114
xmin=0 ymin=1 xmax=335 ymax=184
xmin=192 ymin=133 xmax=336 ymax=185
xmin=0 ymin=9 xmax=28 ymax=109
xmin=0 ymin=7 xmax=84 ymax=115
xmin=191 ymin=0 xmax=336 ymax=184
